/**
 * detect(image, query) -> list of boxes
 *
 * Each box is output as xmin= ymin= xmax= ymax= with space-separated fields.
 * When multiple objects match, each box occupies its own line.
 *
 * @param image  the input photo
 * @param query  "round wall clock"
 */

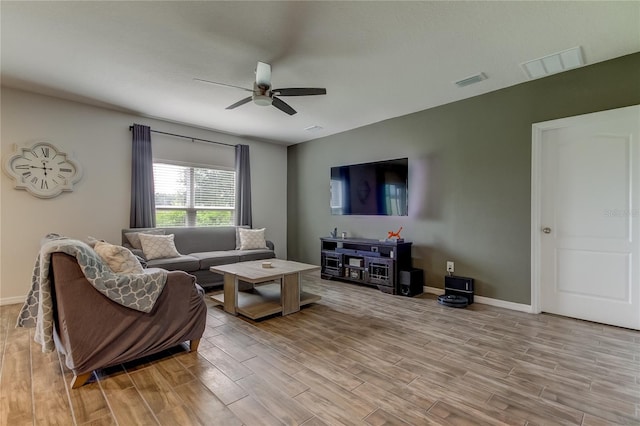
xmin=3 ymin=141 xmax=82 ymax=198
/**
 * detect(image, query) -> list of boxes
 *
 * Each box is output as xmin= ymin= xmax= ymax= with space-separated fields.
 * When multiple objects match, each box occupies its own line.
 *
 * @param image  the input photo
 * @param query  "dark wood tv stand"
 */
xmin=320 ymin=237 xmax=412 ymax=294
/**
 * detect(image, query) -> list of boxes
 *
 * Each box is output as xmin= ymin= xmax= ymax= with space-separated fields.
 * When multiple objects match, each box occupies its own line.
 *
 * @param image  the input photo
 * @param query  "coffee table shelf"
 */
xmin=209 ymin=259 xmax=321 ymax=320
xmin=210 ymin=283 xmax=321 ymax=320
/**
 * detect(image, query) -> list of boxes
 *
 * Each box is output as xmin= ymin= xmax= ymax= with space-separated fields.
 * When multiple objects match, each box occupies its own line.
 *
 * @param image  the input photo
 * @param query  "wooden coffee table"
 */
xmin=209 ymin=259 xmax=321 ymax=320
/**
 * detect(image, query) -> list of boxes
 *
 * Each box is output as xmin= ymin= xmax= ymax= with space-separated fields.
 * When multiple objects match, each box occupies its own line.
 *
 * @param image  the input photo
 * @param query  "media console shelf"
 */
xmin=320 ymin=237 xmax=412 ymax=294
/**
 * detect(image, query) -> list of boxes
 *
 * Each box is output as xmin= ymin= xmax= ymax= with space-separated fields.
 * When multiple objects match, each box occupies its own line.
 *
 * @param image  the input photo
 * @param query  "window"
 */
xmin=153 ymin=162 xmax=235 ymax=227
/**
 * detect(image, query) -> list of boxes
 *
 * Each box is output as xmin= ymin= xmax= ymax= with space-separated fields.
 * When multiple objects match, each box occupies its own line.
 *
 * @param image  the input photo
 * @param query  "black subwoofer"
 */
xmin=399 ymin=269 xmax=424 ymax=297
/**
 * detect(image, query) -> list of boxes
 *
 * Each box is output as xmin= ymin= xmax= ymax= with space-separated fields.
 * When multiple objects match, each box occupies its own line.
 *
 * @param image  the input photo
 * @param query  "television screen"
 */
xmin=330 ymin=158 xmax=408 ymax=216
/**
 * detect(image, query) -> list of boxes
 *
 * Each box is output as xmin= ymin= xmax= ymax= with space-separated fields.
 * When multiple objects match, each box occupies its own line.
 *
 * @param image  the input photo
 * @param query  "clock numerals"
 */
xmin=41 ymin=147 xmax=50 ymax=158
xmin=41 ymin=180 xmax=48 ymax=190
xmin=22 ymin=171 xmax=32 ymax=178
xmin=60 ymin=167 xmax=73 ymax=173
xmin=15 ymin=164 xmax=30 ymax=170
xmin=30 ymin=176 xmax=39 ymax=185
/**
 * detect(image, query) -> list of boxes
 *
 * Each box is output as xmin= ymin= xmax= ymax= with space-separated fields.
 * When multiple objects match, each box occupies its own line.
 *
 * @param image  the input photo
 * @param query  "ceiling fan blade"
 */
xmin=255 ymin=62 xmax=272 ymax=88
xmin=271 ymin=97 xmax=297 ymax=115
xmin=226 ymin=96 xmax=253 ymax=110
xmin=272 ymin=88 xmax=327 ymax=96
xmin=194 ymin=78 xmax=253 ymax=92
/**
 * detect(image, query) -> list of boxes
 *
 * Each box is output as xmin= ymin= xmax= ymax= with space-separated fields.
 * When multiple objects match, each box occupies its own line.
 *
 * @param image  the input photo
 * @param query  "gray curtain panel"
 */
xmin=235 ymin=144 xmax=252 ymax=227
xmin=130 ymin=124 xmax=156 ymax=228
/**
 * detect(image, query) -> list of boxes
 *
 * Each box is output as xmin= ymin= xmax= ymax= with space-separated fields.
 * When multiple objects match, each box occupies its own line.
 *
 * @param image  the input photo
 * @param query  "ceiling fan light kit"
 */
xmin=197 ymin=61 xmax=326 ymax=115
xmin=253 ymin=94 xmax=272 ymax=106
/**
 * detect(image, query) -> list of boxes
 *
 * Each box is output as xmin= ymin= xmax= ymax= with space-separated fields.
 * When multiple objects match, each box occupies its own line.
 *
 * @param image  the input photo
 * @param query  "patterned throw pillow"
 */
xmin=235 ymin=225 xmax=250 ymax=249
xmin=138 ymin=233 xmax=181 ymax=260
xmin=94 ymin=241 xmax=145 ymax=274
xmin=125 ymin=229 xmax=165 ymax=249
xmin=238 ymin=228 xmax=268 ymax=250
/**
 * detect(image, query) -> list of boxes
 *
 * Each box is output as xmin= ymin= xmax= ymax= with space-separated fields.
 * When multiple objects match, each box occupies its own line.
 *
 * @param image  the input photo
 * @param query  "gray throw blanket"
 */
xmin=16 ymin=235 xmax=167 ymax=352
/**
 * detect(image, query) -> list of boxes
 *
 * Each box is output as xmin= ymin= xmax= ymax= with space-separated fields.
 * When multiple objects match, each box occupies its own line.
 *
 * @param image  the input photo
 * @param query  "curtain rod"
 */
xmin=128 ymin=126 xmax=236 ymax=148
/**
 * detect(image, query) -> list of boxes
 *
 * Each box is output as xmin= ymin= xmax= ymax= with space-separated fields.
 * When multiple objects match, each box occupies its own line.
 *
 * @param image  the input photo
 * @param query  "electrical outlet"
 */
xmin=446 ymin=261 xmax=455 ymax=273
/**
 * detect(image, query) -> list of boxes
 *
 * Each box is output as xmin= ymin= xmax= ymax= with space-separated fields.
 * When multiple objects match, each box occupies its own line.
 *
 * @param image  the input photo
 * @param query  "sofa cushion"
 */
xmin=139 ymin=233 xmax=181 ymax=260
xmin=237 ymin=249 xmax=276 ymax=262
xmin=146 ymin=255 xmax=200 ymax=272
xmin=190 ymin=251 xmax=241 ymax=269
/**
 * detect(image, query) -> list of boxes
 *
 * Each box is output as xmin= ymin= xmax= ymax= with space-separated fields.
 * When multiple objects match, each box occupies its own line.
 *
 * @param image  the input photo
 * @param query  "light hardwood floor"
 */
xmin=1 ymin=274 xmax=639 ymax=425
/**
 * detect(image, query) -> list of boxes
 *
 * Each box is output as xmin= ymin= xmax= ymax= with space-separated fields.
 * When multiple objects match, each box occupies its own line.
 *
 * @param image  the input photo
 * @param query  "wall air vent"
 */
xmin=454 ymin=72 xmax=487 ymax=88
xmin=521 ymin=46 xmax=584 ymax=80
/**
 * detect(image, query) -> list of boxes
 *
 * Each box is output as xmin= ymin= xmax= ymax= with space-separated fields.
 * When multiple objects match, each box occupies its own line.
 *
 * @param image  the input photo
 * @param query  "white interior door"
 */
xmin=532 ymin=105 xmax=640 ymax=330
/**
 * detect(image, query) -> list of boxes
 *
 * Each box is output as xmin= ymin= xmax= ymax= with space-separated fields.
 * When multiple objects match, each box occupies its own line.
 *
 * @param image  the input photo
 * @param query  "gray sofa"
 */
xmin=121 ymin=226 xmax=275 ymax=289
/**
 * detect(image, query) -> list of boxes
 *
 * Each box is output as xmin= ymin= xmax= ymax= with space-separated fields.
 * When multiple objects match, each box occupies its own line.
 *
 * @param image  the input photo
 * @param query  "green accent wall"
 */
xmin=287 ymin=53 xmax=640 ymax=305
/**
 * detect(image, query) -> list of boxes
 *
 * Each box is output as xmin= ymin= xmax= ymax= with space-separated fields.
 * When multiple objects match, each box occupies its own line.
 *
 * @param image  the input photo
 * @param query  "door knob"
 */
xmin=542 ymin=227 xmax=552 ymax=234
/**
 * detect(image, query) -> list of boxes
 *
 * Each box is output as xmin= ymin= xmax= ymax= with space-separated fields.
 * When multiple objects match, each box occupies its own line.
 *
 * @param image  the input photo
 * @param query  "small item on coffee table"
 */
xmin=261 ymin=261 xmax=272 ymax=268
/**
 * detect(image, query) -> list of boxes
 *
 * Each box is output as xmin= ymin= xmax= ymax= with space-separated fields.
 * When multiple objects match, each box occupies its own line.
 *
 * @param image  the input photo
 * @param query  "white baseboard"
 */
xmin=424 ymin=286 xmax=533 ymax=313
xmin=0 ymin=295 xmax=26 ymax=306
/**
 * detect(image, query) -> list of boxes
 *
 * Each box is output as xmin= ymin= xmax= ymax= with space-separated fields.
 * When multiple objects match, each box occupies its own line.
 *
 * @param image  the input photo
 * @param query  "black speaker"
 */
xmin=399 ymin=269 xmax=424 ymax=297
xmin=444 ymin=275 xmax=474 ymax=304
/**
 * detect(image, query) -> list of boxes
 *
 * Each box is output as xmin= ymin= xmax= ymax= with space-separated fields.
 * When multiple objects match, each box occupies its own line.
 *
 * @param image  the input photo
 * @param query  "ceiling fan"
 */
xmin=195 ymin=61 xmax=326 ymax=115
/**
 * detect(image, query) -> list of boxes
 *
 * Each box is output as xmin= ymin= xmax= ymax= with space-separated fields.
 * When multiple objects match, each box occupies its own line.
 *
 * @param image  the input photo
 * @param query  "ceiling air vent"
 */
xmin=521 ymin=46 xmax=584 ymax=79
xmin=454 ymin=72 xmax=487 ymax=88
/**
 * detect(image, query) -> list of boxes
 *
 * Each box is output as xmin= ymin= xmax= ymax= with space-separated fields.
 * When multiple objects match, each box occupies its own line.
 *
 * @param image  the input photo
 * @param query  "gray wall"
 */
xmin=287 ymin=53 xmax=640 ymax=305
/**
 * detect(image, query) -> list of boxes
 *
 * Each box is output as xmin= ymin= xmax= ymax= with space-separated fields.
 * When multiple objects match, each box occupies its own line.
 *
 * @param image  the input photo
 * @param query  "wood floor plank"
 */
xmin=102 ymin=386 xmax=158 ymax=425
xmin=208 ymin=331 xmax=258 ymax=362
xmin=148 ymin=354 xmax=197 ymax=388
xmin=486 ymin=392 xmax=584 ymax=425
xmin=128 ymin=365 xmax=184 ymax=416
xmin=351 ymin=381 xmax=439 ymax=426
xmin=198 ymin=345 xmax=253 ymax=381
xmin=183 ymin=355 xmax=248 ymax=405
xmin=364 ymin=408 xmax=412 ymax=426
xmin=300 ymin=416 xmax=330 ymax=426
xmin=428 ymin=400 xmax=514 ymax=426
xmin=156 ymin=403 xmax=205 ymax=426
xmin=293 ymin=368 xmax=377 ymax=420
xmin=288 ymin=348 xmax=365 ymax=391
xmin=174 ymin=380 xmax=243 ymax=425
xmin=64 ymin=374 xmax=112 ymax=424
xmin=227 ymin=395 xmax=286 ymax=426
xmin=31 ymin=338 xmax=74 ymax=425
xmin=242 ymin=356 xmax=309 ymax=397
xmin=293 ymin=389 xmax=368 ymax=426
xmin=0 ymin=327 xmax=33 ymax=426
xmin=247 ymin=341 xmax=306 ymax=376
xmin=541 ymin=386 xmax=640 ymax=424
xmin=236 ymin=373 xmax=315 ymax=425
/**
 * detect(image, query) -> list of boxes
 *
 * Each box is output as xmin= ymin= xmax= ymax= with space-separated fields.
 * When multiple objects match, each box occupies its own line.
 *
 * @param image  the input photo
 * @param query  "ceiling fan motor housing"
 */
xmin=252 ymin=82 xmax=273 ymax=106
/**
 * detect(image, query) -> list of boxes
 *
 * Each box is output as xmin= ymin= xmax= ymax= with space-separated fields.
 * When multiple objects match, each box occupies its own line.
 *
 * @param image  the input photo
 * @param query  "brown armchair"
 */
xmin=50 ymin=252 xmax=207 ymax=388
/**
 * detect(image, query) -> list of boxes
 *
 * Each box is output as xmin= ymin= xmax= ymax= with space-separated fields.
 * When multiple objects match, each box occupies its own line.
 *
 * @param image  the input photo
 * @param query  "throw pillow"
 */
xmin=235 ymin=225 xmax=250 ymax=249
xmin=238 ymin=228 xmax=268 ymax=250
xmin=85 ymin=236 xmax=104 ymax=248
xmin=125 ymin=229 xmax=165 ymax=249
xmin=138 ymin=233 xmax=181 ymax=260
xmin=94 ymin=241 xmax=145 ymax=274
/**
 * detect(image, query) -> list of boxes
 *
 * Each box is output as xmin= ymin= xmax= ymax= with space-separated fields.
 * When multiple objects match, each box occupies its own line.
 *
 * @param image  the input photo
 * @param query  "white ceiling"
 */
xmin=2 ymin=1 xmax=639 ymax=145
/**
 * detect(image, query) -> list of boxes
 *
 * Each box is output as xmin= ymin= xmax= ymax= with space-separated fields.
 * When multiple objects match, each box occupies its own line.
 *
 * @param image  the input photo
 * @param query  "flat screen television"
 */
xmin=330 ymin=158 xmax=408 ymax=216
